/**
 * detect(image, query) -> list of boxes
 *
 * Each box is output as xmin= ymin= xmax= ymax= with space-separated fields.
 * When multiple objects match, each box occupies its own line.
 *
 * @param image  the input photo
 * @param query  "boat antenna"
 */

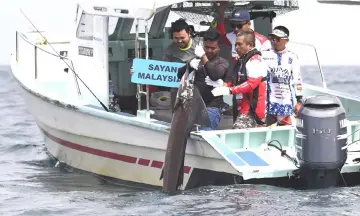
xmin=19 ymin=9 xmax=109 ymax=112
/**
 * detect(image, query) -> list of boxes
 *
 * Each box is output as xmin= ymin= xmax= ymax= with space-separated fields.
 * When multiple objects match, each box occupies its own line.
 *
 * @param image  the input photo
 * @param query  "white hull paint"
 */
xmin=17 ymin=80 xmax=236 ymax=188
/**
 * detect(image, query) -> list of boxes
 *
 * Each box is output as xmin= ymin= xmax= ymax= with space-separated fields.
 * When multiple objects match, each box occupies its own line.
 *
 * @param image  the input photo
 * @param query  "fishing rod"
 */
xmin=19 ymin=9 xmax=109 ymax=112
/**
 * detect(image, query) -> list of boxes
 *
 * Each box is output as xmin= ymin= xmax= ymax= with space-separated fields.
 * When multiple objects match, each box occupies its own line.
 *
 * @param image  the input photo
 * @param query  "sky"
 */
xmin=1 ymin=0 xmax=360 ymax=66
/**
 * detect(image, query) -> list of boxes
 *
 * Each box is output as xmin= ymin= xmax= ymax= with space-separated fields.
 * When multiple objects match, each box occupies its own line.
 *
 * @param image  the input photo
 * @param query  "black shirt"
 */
xmin=177 ymin=56 xmax=230 ymax=108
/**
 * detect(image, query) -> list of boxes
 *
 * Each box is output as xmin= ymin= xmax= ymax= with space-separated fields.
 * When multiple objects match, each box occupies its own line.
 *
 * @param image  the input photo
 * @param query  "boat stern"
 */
xmin=196 ymin=127 xmax=300 ymax=181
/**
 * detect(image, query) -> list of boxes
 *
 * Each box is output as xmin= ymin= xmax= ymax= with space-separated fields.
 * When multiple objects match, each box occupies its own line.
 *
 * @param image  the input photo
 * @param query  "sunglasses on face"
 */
xmin=270 ymin=36 xmax=289 ymax=43
xmin=231 ymin=22 xmax=247 ymax=29
xmin=269 ymin=37 xmax=281 ymax=42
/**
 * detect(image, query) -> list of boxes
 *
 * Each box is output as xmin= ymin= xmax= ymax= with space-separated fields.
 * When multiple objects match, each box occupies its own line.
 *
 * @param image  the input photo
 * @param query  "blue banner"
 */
xmin=131 ymin=58 xmax=185 ymax=88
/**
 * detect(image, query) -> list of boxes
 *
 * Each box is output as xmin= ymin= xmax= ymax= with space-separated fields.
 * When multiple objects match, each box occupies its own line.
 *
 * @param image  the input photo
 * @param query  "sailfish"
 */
xmin=159 ymin=62 xmax=211 ymax=195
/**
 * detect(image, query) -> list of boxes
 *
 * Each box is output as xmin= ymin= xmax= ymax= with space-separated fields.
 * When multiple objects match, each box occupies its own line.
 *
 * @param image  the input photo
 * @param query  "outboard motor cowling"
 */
xmin=295 ymin=95 xmax=347 ymax=189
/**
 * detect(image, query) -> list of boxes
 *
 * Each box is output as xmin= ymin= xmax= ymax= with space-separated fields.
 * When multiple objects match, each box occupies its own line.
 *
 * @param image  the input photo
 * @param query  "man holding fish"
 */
xmin=177 ymin=30 xmax=231 ymax=130
xmin=161 ymin=29 xmax=231 ymax=194
xmin=131 ymin=19 xmax=199 ymax=107
xmin=209 ymin=26 xmax=303 ymax=128
xmin=210 ymin=30 xmax=268 ymax=129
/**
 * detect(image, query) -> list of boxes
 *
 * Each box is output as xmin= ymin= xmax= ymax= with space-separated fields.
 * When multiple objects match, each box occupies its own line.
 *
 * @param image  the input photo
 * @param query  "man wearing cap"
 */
xmin=216 ymin=1 xmax=272 ymax=62
xmin=262 ymin=25 xmax=303 ymax=126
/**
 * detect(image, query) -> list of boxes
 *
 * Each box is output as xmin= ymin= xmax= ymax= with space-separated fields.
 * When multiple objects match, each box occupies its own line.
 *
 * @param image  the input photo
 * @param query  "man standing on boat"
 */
xmin=131 ymin=19 xmax=199 ymax=109
xmin=177 ymin=30 xmax=230 ymax=130
xmin=262 ymin=26 xmax=303 ymax=126
xmin=164 ymin=19 xmax=205 ymax=109
xmin=210 ymin=31 xmax=268 ymax=129
xmin=215 ymin=1 xmax=272 ymax=62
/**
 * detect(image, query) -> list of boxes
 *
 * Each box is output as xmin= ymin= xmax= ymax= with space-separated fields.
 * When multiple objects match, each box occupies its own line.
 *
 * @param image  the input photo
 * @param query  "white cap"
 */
xmin=269 ymin=29 xmax=289 ymax=39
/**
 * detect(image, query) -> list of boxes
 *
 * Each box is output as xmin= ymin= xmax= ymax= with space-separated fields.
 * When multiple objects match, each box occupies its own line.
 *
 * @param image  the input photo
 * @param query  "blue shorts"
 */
xmin=200 ymin=107 xmax=222 ymax=131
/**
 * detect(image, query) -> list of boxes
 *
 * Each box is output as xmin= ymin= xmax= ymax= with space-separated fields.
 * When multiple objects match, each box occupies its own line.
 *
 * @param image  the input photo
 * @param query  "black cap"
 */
xmin=229 ymin=9 xmax=250 ymax=22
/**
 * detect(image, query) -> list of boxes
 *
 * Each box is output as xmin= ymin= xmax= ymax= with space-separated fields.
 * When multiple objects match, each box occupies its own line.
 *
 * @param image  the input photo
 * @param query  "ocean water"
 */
xmin=1 ymin=65 xmax=360 ymax=216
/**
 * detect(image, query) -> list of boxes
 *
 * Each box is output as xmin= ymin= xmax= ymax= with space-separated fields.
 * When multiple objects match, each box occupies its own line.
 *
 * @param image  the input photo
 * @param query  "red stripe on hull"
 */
xmin=184 ymin=166 xmax=191 ymax=174
xmin=138 ymin=158 xmax=150 ymax=166
xmin=41 ymin=129 xmax=137 ymax=163
xmin=40 ymin=128 xmax=192 ymax=174
xmin=151 ymin=160 xmax=163 ymax=169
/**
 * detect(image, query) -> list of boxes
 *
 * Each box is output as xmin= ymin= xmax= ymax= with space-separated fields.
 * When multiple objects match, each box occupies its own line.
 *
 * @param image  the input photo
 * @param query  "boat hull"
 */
xmin=40 ymin=122 xmax=173 ymax=187
xmin=15 ymin=78 xmax=239 ymax=189
xmin=13 ymin=74 xmax=360 ymax=189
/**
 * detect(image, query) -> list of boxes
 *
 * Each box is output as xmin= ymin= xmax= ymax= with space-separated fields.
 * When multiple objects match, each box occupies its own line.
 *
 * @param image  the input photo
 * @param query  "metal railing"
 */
xmin=15 ymin=31 xmax=82 ymax=94
xmin=291 ymin=41 xmax=327 ymax=89
xmin=135 ymin=18 xmax=150 ymax=111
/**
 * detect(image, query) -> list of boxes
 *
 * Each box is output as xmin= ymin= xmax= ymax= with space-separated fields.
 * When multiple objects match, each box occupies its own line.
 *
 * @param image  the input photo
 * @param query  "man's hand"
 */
xmin=130 ymin=66 xmax=134 ymax=75
xmin=189 ymin=58 xmax=201 ymax=70
xmin=195 ymin=45 xmax=205 ymax=58
xmin=205 ymin=76 xmax=224 ymax=87
xmin=294 ymin=101 xmax=303 ymax=118
xmin=212 ymin=86 xmax=230 ymax=96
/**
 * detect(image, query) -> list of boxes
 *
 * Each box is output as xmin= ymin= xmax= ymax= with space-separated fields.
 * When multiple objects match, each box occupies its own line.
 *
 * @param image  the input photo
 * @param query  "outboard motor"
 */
xmin=295 ymin=95 xmax=347 ymax=189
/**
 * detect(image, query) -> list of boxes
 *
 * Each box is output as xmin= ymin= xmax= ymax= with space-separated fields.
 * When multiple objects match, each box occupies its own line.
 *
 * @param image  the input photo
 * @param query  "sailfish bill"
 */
xmin=160 ymin=63 xmax=210 ymax=195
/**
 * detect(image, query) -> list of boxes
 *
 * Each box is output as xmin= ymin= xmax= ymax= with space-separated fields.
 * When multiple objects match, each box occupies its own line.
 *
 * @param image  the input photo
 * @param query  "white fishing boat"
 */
xmin=10 ymin=0 xmax=360 ymax=190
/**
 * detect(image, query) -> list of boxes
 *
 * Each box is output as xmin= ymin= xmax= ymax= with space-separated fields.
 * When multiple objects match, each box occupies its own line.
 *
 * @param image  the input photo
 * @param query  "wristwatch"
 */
xmin=296 ymin=96 xmax=303 ymax=103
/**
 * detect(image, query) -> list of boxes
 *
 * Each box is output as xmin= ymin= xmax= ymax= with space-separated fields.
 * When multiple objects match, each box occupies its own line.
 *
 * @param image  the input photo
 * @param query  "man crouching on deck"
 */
xmin=177 ymin=30 xmax=230 ymax=130
xmin=210 ymin=31 xmax=268 ymax=129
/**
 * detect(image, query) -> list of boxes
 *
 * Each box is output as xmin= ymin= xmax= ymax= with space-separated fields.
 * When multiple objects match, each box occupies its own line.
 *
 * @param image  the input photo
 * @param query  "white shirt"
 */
xmin=262 ymin=48 xmax=303 ymax=115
